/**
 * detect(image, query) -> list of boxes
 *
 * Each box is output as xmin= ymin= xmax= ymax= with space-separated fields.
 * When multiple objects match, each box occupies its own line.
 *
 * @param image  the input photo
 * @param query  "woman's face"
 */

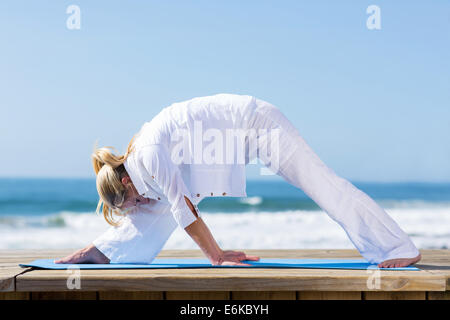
xmin=119 ymin=179 xmax=150 ymax=210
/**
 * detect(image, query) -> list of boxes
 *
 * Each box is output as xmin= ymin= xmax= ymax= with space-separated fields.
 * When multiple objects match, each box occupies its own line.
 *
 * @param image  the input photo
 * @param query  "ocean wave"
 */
xmin=239 ymin=196 xmax=263 ymax=206
xmin=0 ymin=207 xmax=449 ymax=250
xmin=0 ymin=211 xmax=97 ymax=229
xmin=378 ymin=199 xmax=450 ymax=209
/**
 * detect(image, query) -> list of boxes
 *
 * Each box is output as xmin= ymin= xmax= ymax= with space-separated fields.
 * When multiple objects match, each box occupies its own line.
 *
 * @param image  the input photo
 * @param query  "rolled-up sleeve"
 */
xmin=139 ymin=144 xmax=199 ymax=229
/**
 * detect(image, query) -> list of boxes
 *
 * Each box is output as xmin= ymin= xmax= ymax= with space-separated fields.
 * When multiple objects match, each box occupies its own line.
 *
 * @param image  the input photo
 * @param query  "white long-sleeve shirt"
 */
xmin=124 ymin=93 xmax=257 ymax=229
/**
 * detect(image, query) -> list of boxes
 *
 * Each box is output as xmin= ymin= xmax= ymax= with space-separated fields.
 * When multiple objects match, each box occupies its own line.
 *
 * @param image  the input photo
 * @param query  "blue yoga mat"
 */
xmin=19 ymin=258 xmax=420 ymax=271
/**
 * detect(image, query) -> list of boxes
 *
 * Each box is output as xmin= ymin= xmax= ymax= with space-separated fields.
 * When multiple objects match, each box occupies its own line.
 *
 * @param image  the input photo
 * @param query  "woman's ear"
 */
xmin=121 ymin=176 xmax=131 ymax=186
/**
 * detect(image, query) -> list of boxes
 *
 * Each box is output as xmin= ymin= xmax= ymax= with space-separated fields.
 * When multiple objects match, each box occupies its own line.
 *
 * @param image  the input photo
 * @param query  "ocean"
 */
xmin=0 ymin=178 xmax=449 ymax=250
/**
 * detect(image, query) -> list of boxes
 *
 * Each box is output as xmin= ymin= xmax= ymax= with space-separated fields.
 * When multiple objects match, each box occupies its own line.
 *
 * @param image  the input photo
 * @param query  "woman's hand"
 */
xmin=184 ymin=216 xmax=260 ymax=266
xmin=212 ymin=250 xmax=260 ymax=266
xmin=54 ymin=244 xmax=110 ymax=264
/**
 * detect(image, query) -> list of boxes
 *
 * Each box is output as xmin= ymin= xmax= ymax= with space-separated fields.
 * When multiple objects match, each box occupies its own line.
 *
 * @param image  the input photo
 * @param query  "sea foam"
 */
xmin=0 ymin=207 xmax=449 ymax=250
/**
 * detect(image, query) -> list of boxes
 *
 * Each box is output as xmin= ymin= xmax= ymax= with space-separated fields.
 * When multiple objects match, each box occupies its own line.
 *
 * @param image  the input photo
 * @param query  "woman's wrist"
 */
xmin=184 ymin=217 xmax=224 ymax=265
xmin=209 ymin=248 xmax=225 ymax=265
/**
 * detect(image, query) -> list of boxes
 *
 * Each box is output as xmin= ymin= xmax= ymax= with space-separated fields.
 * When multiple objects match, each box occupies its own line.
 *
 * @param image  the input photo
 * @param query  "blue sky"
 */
xmin=1 ymin=1 xmax=449 ymax=182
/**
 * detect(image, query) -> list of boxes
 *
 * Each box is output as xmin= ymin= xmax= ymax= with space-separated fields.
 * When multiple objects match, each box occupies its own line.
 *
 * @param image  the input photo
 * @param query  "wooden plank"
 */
xmin=414 ymin=249 xmax=450 ymax=290
xmin=99 ymin=291 xmax=163 ymax=300
xmin=166 ymin=291 xmax=230 ymax=300
xmin=0 ymin=269 xmax=16 ymax=292
xmin=0 ymin=292 xmax=30 ymax=300
xmin=427 ymin=291 xmax=450 ymax=300
xmin=0 ymin=249 xmax=74 ymax=293
xmin=363 ymin=291 xmax=426 ymax=300
xmin=231 ymin=291 xmax=295 ymax=300
xmin=297 ymin=291 xmax=361 ymax=300
xmin=422 ymin=271 xmax=450 ymax=290
xmin=15 ymin=267 xmax=445 ymax=292
xmin=0 ymin=250 xmax=75 ymax=266
xmin=0 ymin=267 xmax=27 ymax=292
xmin=0 ymin=249 xmax=75 ymax=292
xmin=31 ymin=291 xmax=97 ymax=300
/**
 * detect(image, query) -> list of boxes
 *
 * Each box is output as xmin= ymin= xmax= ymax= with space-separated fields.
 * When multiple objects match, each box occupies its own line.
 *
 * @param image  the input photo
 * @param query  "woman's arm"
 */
xmin=183 ymin=196 xmax=259 ymax=266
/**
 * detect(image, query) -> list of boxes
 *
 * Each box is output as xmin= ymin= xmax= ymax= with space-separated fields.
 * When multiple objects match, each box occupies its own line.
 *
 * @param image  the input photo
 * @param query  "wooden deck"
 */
xmin=0 ymin=249 xmax=449 ymax=300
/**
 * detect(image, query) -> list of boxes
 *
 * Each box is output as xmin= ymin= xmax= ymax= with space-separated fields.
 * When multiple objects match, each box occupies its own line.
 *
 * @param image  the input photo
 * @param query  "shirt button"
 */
xmin=210 ymin=192 xmax=213 ymax=196
xmin=151 ymin=176 xmax=155 ymax=179
xmin=197 ymin=193 xmax=200 ymax=197
xmin=222 ymin=192 xmax=227 ymax=196
xmin=157 ymin=197 xmax=161 ymax=200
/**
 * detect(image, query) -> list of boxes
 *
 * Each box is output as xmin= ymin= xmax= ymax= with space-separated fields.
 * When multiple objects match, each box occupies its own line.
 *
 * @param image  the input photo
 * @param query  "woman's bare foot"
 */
xmin=54 ymin=244 xmax=110 ymax=264
xmin=377 ymin=253 xmax=421 ymax=268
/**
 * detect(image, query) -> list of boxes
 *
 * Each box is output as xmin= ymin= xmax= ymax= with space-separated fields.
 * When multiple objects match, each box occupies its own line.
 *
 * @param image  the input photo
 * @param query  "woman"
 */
xmin=56 ymin=94 xmax=421 ymax=268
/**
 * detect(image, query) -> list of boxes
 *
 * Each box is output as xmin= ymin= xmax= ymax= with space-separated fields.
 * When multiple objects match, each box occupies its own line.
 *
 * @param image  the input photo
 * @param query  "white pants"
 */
xmin=93 ymin=100 xmax=420 ymax=264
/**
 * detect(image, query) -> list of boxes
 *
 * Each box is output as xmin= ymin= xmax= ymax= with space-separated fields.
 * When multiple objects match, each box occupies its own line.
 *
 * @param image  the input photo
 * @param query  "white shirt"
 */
xmin=124 ymin=93 xmax=256 ymax=229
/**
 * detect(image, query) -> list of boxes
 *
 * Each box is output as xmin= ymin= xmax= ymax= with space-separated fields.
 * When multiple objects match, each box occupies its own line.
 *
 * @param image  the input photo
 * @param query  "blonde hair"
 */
xmin=92 ymin=137 xmax=136 ymax=226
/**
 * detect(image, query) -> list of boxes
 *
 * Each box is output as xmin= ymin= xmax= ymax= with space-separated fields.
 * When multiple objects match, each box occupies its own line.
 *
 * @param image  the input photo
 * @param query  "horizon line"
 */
xmin=0 ymin=176 xmax=449 ymax=185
